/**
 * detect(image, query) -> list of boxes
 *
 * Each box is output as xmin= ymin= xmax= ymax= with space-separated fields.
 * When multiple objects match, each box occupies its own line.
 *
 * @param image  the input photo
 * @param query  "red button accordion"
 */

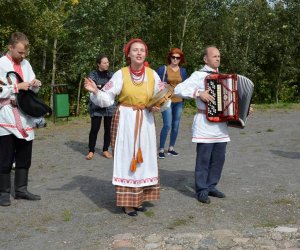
xmin=205 ymin=73 xmax=254 ymax=128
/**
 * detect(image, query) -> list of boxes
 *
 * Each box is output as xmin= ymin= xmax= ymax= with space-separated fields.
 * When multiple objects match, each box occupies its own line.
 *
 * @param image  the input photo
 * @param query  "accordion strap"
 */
xmin=162 ymin=65 xmax=167 ymax=82
xmin=6 ymin=71 xmax=24 ymax=83
xmin=199 ymin=70 xmax=218 ymax=74
xmin=197 ymin=109 xmax=206 ymax=114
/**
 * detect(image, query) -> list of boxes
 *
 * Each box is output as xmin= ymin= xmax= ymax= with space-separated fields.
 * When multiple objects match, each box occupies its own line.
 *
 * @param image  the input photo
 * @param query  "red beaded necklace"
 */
xmin=129 ymin=65 xmax=145 ymax=86
xmin=129 ymin=65 xmax=145 ymax=76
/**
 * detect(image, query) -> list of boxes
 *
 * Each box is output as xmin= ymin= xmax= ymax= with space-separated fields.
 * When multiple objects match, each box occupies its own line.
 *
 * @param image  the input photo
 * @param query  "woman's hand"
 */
xmin=84 ymin=78 xmax=98 ymax=94
xmin=158 ymin=81 xmax=167 ymax=91
xmin=149 ymin=106 xmax=160 ymax=112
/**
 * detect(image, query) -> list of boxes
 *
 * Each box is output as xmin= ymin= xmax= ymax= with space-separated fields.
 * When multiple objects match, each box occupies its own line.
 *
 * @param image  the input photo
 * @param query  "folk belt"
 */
xmin=120 ymin=103 xmax=145 ymax=172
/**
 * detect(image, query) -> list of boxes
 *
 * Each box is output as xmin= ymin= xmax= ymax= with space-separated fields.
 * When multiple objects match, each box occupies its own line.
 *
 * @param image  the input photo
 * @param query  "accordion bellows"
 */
xmin=228 ymin=75 xmax=254 ymax=128
xmin=205 ymin=73 xmax=254 ymax=128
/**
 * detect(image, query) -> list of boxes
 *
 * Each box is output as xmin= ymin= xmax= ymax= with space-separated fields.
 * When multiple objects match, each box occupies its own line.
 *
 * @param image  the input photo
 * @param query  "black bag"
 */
xmin=6 ymin=71 xmax=52 ymax=118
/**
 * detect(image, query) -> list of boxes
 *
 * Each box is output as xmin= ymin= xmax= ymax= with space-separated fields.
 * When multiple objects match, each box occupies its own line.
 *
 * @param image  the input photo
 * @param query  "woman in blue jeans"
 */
xmin=157 ymin=48 xmax=188 ymax=158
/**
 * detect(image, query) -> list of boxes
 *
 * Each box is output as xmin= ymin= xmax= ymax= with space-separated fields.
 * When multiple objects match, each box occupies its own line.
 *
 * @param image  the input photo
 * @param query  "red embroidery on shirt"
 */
xmin=103 ymin=81 xmax=113 ymax=91
xmin=0 ymin=123 xmax=34 ymax=131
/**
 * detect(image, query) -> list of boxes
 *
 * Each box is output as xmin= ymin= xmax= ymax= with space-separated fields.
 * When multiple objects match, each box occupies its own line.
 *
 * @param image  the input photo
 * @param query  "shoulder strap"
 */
xmin=199 ymin=70 xmax=218 ymax=74
xmin=6 ymin=71 xmax=24 ymax=84
xmin=162 ymin=65 xmax=167 ymax=82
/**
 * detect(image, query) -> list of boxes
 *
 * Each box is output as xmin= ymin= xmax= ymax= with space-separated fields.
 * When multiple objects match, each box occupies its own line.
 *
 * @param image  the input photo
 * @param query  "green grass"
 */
xmin=63 ymin=209 xmax=72 ymax=222
xmin=144 ymin=210 xmax=155 ymax=217
xmin=255 ymin=216 xmax=296 ymax=228
xmin=35 ymin=136 xmax=47 ymax=140
xmin=254 ymin=220 xmax=280 ymax=228
xmin=182 ymin=103 xmax=299 ymax=115
xmin=254 ymin=103 xmax=300 ymax=110
xmin=166 ymin=215 xmax=194 ymax=230
xmin=273 ymin=198 xmax=295 ymax=206
xmin=266 ymin=128 xmax=274 ymax=132
xmin=40 ymin=214 xmax=55 ymax=224
xmin=273 ymin=186 xmax=286 ymax=193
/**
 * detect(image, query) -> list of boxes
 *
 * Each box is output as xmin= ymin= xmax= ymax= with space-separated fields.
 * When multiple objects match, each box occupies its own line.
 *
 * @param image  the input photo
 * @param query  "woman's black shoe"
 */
xmin=134 ymin=206 xmax=147 ymax=212
xmin=122 ymin=207 xmax=138 ymax=216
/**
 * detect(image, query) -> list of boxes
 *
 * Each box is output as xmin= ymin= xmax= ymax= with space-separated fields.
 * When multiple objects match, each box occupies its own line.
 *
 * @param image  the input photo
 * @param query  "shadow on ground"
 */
xmin=160 ymin=169 xmax=195 ymax=198
xmin=65 ymin=140 xmax=106 ymax=157
xmin=270 ymin=150 xmax=300 ymax=159
xmin=64 ymin=140 xmax=87 ymax=156
xmin=49 ymin=175 xmax=119 ymax=214
xmin=48 ymin=168 xmax=196 ymax=213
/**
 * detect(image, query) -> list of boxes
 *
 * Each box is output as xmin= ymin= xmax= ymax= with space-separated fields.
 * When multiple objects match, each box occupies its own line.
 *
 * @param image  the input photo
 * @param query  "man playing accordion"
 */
xmin=174 ymin=46 xmax=230 ymax=204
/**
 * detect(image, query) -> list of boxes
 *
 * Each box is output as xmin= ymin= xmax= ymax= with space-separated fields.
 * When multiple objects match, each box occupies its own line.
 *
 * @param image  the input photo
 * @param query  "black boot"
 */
xmin=14 ymin=169 xmax=41 ymax=200
xmin=0 ymin=174 xmax=11 ymax=206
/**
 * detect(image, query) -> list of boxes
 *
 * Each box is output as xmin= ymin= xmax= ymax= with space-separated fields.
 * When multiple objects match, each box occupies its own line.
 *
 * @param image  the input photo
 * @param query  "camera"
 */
xmin=33 ymin=117 xmax=47 ymax=128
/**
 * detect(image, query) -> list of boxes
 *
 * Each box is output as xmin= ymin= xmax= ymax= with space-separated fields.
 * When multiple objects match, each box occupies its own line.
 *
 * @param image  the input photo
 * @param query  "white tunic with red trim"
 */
xmin=90 ymin=68 xmax=162 ymax=188
xmin=0 ymin=55 xmax=37 ymax=141
xmin=174 ymin=65 xmax=230 ymax=143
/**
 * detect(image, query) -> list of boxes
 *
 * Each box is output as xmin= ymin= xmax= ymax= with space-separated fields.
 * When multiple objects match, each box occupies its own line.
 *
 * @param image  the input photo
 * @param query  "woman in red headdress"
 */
xmin=85 ymin=39 xmax=163 ymax=216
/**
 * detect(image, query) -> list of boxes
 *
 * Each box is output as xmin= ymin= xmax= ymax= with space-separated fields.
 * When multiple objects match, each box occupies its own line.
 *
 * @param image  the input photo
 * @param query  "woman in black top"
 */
xmin=86 ymin=55 xmax=116 ymax=159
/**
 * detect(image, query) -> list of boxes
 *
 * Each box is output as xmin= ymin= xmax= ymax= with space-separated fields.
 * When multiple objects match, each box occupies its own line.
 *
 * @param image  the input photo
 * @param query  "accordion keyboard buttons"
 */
xmin=207 ymin=80 xmax=221 ymax=117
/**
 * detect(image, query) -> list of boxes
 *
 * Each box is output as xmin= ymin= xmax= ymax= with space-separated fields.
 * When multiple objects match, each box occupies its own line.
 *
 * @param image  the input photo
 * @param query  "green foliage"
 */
xmin=79 ymin=92 xmax=90 ymax=116
xmin=1 ymin=0 xmax=299 ymax=115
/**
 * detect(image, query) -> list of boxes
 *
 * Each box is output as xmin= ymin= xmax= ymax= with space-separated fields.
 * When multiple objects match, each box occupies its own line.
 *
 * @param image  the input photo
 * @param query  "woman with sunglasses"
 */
xmin=157 ymin=48 xmax=188 ymax=158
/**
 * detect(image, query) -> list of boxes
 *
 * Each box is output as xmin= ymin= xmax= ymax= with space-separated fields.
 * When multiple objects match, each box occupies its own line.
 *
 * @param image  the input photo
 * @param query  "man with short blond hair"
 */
xmin=0 ymin=32 xmax=41 ymax=206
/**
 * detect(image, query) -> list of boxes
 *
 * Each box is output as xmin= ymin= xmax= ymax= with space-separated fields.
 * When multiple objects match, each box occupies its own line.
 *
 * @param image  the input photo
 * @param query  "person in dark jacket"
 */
xmin=86 ymin=55 xmax=116 ymax=160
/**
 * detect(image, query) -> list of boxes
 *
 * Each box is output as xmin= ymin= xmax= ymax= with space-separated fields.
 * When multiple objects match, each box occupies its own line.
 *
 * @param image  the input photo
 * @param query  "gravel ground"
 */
xmin=0 ymin=108 xmax=299 ymax=250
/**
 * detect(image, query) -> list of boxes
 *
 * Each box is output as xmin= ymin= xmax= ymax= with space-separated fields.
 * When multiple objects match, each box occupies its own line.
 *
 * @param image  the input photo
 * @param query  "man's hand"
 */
xmin=84 ymin=78 xmax=98 ymax=94
xmin=197 ymin=89 xmax=214 ymax=103
xmin=17 ymin=82 xmax=30 ymax=91
xmin=30 ymin=79 xmax=42 ymax=87
xmin=249 ymin=104 xmax=254 ymax=115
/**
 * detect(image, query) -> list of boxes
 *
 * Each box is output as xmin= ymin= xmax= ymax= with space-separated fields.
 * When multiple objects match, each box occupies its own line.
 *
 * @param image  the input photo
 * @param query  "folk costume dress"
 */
xmin=90 ymin=66 xmax=162 ymax=207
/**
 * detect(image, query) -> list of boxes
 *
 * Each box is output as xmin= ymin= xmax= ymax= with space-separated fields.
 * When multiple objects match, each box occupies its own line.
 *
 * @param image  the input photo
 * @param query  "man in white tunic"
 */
xmin=174 ymin=46 xmax=229 ymax=204
xmin=0 ymin=32 xmax=41 ymax=206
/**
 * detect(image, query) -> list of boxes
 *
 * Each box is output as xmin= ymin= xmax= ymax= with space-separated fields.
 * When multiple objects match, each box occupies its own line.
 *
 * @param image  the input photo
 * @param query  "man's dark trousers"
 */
xmin=195 ymin=142 xmax=227 ymax=196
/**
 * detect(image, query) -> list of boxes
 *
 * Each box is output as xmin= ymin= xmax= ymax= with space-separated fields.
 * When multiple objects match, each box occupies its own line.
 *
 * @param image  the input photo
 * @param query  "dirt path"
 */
xmin=0 ymin=109 xmax=299 ymax=249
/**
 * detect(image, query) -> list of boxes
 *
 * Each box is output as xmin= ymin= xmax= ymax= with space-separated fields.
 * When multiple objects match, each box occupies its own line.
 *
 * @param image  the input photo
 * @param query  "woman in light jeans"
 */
xmin=157 ymin=48 xmax=188 ymax=158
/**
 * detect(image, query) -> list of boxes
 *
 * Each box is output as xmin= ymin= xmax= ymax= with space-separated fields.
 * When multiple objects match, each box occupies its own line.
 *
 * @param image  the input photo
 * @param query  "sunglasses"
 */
xmin=171 ymin=56 xmax=181 ymax=60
